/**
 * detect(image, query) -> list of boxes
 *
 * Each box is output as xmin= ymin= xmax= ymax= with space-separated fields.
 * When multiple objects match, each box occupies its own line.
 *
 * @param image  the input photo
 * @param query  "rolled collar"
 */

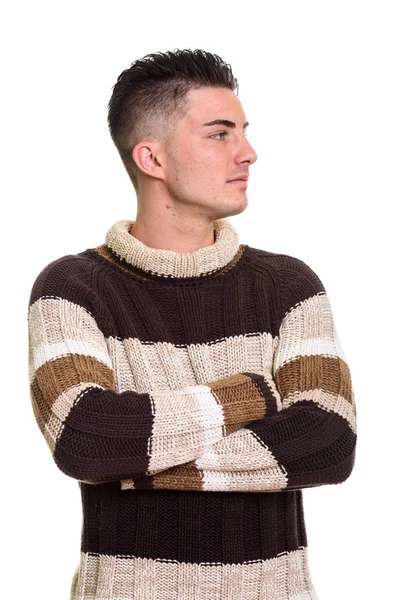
xmin=104 ymin=218 xmax=241 ymax=279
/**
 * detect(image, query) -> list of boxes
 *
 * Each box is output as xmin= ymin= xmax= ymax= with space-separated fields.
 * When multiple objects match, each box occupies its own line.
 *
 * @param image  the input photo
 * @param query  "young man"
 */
xmin=28 ymin=49 xmax=357 ymax=599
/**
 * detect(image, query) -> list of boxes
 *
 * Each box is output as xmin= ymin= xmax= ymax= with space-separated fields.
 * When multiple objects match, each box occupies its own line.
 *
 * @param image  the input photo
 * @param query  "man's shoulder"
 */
xmin=28 ymin=249 xmax=98 ymax=314
xmin=244 ymin=244 xmax=322 ymax=284
xmin=244 ymin=244 xmax=327 ymax=314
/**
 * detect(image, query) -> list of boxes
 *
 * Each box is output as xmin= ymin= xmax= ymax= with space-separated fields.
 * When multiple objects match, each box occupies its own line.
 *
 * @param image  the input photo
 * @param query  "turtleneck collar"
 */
xmin=103 ymin=218 xmax=241 ymax=279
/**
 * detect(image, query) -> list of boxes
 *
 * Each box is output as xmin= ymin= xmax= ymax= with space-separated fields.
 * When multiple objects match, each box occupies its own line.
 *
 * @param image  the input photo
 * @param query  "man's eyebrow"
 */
xmin=202 ymin=119 xmax=249 ymax=129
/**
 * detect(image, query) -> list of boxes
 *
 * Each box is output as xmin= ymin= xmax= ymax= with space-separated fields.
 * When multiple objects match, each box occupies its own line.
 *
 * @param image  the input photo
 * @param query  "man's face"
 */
xmin=162 ymin=86 xmax=258 ymax=219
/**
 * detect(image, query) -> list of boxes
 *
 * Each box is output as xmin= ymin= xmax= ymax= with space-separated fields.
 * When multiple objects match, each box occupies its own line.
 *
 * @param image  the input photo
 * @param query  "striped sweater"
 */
xmin=27 ymin=217 xmax=357 ymax=600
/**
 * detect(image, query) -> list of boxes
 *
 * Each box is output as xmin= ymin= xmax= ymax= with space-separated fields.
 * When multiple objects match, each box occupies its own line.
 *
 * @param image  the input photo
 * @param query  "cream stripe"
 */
xmin=195 ymin=429 xmax=288 ymax=492
xmin=106 ymin=332 xmax=277 ymax=393
xmin=201 ymin=470 xmax=231 ymax=491
xmin=276 ymin=336 xmax=343 ymax=363
xmin=333 ymin=321 xmax=347 ymax=362
xmin=196 ymin=429 xmax=288 ymax=491
xmin=31 ymin=341 xmax=112 ymax=374
xmin=148 ymin=385 xmax=225 ymax=473
xmin=70 ymin=547 xmax=317 ymax=600
xmin=195 ymin=428 xmax=281 ymax=471
xmin=201 ymin=466 xmax=287 ymax=492
xmin=274 ymin=293 xmax=346 ymax=371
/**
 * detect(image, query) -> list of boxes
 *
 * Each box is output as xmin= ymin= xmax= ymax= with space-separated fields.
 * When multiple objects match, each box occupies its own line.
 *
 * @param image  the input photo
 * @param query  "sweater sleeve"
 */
xmin=127 ymin=256 xmax=357 ymax=493
xmin=28 ymin=257 xmax=277 ymax=485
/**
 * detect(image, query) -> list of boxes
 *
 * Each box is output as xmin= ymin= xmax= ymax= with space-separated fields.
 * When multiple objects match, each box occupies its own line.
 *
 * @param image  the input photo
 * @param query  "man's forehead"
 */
xmin=185 ymin=88 xmax=247 ymax=126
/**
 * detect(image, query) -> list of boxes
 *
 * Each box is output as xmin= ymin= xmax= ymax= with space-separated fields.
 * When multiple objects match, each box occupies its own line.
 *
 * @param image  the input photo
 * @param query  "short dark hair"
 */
xmin=107 ymin=48 xmax=239 ymax=191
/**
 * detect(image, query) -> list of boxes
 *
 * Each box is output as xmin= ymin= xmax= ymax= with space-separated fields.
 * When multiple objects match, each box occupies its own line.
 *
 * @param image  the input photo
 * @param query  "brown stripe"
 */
xmin=30 ymin=382 xmax=48 ymax=435
xmin=275 ymin=355 xmax=354 ymax=404
xmin=32 ymin=354 xmax=115 ymax=410
xmin=209 ymin=373 xmax=266 ymax=431
xmin=152 ymin=461 xmax=204 ymax=491
xmin=224 ymin=420 xmax=250 ymax=436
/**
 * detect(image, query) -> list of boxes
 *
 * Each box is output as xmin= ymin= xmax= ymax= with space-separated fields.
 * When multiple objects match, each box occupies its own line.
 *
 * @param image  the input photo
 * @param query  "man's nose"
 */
xmin=237 ymin=137 xmax=258 ymax=165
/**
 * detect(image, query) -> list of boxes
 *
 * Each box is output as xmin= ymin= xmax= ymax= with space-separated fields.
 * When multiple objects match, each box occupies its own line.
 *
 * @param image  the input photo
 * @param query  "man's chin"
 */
xmin=211 ymin=196 xmax=248 ymax=220
xmin=228 ymin=194 xmax=248 ymax=215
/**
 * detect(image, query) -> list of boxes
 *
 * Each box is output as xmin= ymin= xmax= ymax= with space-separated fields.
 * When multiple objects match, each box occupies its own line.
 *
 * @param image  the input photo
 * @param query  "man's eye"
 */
xmin=210 ymin=132 xmax=228 ymax=140
xmin=210 ymin=131 xmax=248 ymax=140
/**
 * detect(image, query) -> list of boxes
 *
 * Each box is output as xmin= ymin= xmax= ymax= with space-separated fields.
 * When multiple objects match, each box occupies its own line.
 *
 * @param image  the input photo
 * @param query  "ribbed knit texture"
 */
xmin=27 ymin=217 xmax=356 ymax=599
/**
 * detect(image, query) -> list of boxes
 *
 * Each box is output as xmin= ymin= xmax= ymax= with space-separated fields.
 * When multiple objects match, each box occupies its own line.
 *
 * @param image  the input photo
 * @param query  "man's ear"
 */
xmin=132 ymin=141 xmax=165 ymax=181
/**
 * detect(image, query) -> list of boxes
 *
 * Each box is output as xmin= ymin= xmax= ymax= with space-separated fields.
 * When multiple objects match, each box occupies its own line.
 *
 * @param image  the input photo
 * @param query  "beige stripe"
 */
xmin=70 ymin=547 xmax=317 ymax=600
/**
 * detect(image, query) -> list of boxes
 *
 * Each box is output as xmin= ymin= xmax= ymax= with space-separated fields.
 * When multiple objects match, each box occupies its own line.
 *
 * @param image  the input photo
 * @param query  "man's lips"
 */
xmin=227 ymin=177 xmax=249 ymax=184
xmin=227 ymin=176 xmax=249 ymax=182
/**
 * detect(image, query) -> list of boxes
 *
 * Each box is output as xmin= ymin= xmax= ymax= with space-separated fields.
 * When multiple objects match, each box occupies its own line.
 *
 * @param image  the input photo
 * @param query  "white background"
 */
xmin=2 ymin=1 xmax=399 ymax=598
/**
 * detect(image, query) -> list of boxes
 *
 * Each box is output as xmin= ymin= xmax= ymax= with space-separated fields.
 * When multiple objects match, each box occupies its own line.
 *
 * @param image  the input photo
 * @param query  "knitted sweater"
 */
xmin=27 ymin=217 xmax=357 ymax=600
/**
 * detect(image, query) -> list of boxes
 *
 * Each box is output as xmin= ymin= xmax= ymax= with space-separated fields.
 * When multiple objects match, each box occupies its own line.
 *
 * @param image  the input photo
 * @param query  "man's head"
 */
xmin=108 ymin=49 xmax=257 ymax=219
